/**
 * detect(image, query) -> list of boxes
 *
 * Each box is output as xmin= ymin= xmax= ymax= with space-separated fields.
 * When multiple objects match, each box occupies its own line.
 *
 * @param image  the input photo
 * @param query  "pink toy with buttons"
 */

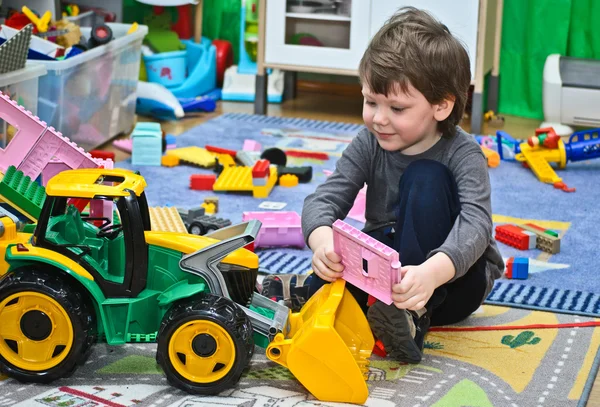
xmin=332 ymin=219 xmax=401 ymax=306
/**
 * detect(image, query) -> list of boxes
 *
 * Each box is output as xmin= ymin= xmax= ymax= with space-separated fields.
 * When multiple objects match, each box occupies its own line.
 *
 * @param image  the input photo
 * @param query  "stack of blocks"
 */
xmin=505 ymin=257 xmax=529 ymax=279
xmin=495 ymin=223 xmax=560 ymax=254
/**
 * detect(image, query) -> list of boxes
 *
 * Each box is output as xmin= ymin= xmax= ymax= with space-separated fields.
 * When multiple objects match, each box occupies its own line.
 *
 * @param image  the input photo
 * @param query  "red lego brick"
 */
xmin=285 ymin=150 xmax=329 ymax=160
xmin=372 ymin=339 xmax=387 ymax=357
xmin=206 ymin=145 xmax=237 ymax=157
xmin=190 ymin=174 xmax=216 ymax=190
xmin=90 ymin=150 xmax=115 ymax=160
xmin=524 ymin=223 xmax=546 ymax=233
xmin=252 ymin=159 xmax=270 ymax=179
xmin=505 ymin=257 xmax=514 ymax=278
xmin=495 ymin=224 xmax=529 ymax=250
xmin=67 ymin=198 xmax=90 ymax=212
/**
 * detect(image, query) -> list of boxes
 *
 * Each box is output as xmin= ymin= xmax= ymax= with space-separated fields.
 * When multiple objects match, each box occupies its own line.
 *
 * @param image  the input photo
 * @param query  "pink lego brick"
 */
xmin=241 ymin=211 xmax=305 ymax=248
xmin=41 ymin=159 xmax=70 ymax=186
xmin=0 ymin=91 xmax=47 ymax=173
xmin=333 ymin=219 xmax=401 ymax=306
xmin=243 ymin=139 xmax=262 ymax=152
xmin=347 ymin=185 xmax=367 ymax=223
xmin=113 ymin=138 xmax=133 ymax=153
xmin=90 ymin=157 xmax=114 ymax=223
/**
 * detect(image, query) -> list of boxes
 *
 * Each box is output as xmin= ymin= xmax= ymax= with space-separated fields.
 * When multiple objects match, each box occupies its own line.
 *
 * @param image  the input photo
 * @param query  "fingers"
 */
xmin=312 ymin=247 xmax=344 ymax=282
xmin=323 ymin=248 xmax=344 ymax=272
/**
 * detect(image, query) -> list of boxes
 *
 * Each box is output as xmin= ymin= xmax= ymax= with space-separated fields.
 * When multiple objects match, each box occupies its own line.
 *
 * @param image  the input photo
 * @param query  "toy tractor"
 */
xmin=0 ymin=168 xmax=374 ymax=403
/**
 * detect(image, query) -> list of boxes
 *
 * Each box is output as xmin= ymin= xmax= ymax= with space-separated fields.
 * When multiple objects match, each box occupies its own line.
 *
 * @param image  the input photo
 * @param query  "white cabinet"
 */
xmin=370 ymin=1 xmax=480 ymax=82
xmin=264 ymin=0 xmax=371 ymax=73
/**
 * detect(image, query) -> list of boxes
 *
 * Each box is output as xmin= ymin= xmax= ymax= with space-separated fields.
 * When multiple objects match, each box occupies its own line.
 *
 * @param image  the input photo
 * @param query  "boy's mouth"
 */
xmin=376 ymin=131 xmax=395 ymax=139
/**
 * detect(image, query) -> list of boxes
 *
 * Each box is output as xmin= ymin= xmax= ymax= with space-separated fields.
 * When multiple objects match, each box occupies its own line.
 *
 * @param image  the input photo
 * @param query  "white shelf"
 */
xmin=285 ymin=12 xmax=351 ymax=22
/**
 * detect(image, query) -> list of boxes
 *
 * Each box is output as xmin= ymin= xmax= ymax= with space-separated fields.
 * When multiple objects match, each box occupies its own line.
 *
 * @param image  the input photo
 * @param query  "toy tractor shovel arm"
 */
xmin=179 ymin=220 xmax=261 ymax=298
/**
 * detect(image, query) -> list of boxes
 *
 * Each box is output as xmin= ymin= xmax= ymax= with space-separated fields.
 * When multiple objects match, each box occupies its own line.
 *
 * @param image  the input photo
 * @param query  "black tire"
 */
xmin=0 ymin=267 xmax=96 ymax=383
xmin=156 ymin=293 xmax=254 ymax=394
xmin=189 ymin=222 xmax=204 ymax=236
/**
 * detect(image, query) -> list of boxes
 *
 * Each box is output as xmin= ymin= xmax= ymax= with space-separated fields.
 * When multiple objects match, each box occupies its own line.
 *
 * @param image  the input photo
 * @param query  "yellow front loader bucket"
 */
xmin=266 ymin=279 xmax=374 ymax=404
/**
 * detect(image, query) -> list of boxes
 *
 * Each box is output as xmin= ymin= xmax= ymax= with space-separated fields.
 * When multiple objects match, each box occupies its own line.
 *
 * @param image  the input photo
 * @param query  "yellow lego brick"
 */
xmin=149 ymin=206 xmax=187 ymax=233
xmin=161 ymin=155 xmax=180 ymax=167
xmin=279 ymin=174 xmax=299 ymax=187
xmin=212 ymin=153 xmax=236 ymax=168
xmin=213 ymin=166 xmax=278 ymax=198
xmin=201 ymin=202 xmax=216 ymax=215
xmin=166 ymin=146 xmax=216 ymax=168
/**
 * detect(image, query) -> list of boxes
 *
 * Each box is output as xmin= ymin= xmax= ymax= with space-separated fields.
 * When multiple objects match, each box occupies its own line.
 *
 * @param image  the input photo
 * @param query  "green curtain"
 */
xmin=498 ymin=0 xmax=600 ymax=119
xmin=202 ymin=0 xmax=242 ymax=64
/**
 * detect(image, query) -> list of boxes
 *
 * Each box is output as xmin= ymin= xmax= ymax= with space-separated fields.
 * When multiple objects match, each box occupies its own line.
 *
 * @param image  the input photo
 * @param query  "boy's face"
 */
xmin=362 ymin=82 xmax=452 ymax=155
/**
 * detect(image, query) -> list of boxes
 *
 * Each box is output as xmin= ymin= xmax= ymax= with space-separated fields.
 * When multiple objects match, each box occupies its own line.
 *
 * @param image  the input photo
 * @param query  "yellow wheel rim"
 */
xmin=168 ymin=320 xmax=236 ymax=383
xmin=0 ymin=291 xmax=74 ymax=371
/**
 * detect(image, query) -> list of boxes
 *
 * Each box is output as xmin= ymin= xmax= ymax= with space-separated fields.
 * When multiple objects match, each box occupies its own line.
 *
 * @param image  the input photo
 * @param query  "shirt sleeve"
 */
xmin=301 ymin=129 xmax=372 ymax=244
xmin=427 ymin=149 xmax=493 ymax=281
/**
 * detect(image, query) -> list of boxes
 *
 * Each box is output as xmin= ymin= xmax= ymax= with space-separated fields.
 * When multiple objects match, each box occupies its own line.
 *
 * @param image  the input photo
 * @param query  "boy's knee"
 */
xmin=401 ymin=159 xmax=454 ymax=190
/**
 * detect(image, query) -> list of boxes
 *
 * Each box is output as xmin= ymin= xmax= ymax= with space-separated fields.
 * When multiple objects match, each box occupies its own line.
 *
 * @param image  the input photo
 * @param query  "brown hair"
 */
xmin=358 ymin=7 xmax=471 ymax=137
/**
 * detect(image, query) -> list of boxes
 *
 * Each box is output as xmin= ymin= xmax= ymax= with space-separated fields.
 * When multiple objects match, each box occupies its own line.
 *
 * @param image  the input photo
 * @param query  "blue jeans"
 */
xmin=309 ymin=159 xmax=488 ymax=326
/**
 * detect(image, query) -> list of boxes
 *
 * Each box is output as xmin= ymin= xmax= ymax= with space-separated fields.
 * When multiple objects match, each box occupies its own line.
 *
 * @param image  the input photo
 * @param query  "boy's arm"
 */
xmin=426 ymin=149 xmax=493 ymax=282
xmin=301 ymin=128 xmax=372 ymax=244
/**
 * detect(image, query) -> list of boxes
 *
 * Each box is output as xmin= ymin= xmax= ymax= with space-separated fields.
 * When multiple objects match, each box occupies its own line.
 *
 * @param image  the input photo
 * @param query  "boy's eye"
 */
xmin=391 ymin=107 xmax=405 ymax=113
xmin=365 ymin=100 xmax=376 ymax=106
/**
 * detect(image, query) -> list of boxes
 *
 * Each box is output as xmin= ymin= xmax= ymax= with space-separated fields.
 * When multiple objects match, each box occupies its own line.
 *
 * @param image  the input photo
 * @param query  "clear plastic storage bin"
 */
xmin=0 ymin=64 xmax=47 ymax=148
xmin=36 ymin=23 xmax=148 ymax=151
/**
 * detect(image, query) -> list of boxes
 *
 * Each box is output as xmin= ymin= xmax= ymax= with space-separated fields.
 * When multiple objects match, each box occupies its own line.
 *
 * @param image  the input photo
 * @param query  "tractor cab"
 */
xmin=33 ymin=169 xmax=151 ymax=298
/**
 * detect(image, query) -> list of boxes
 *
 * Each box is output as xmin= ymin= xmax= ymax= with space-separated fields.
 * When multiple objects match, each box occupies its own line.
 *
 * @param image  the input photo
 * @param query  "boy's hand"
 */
xmin=391 ymin=265 xmax=436 ymax=311
xmin=308 ymin=226 xmax=344 ymax=282
xmin=312 ymin=245 xmax=344 ymax=282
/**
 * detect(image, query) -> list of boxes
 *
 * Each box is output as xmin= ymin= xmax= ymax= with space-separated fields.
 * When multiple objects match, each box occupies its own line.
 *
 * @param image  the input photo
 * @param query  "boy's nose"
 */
xmin=373 ymin=110 xmax=389 ymax=126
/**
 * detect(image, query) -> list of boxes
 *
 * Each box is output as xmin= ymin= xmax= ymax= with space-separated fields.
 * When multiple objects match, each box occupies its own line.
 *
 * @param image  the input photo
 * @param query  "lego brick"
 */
xmin=285 ymin=150 xmax=329 ymax=160
xmin=206 ymin=145 xmax=237 ymax=156
xmin=161 ymin=155 xmax=180 ymax=167
xmin=166 ymin=146 xmax=216 ymax=168
xmin=201 ymin=202 xmax=216 ymax=215
xmin=213 ymin=153 xmax=236 ymax=168
xmin=505 ymin=257 xmax=529 ymax=279
xmin=252 ymin=159 xmax=270 ymax=179
xmin=243 ymin=139 xmax=262 ymax=152
xmin=190 ymin=174 xmax=216 ymax=190
xmin=236 ymin=150 xmax=259 ymax=167
xmin=203 ymin=196 xmax=219 ymax=212
xmin=131 ymin=128 xmax=162 ymax=166
xmin=519 ymin=224 xmax=560 ymax=254
xmin=0 ymin=165 xmax=46 ymax=221
xmin=242 ymin=211 xmax=304 ymax=248
xmin=523 ymin=230 xmax=537 ymax=249
xmin=505 ymin=257 xmax=514 ymax=279
xmin=279 ymin=174 xmax=298 ymax=187
xmin=277 ymin=166 xmax=312 ymax=183
xmin=113 ymin=138 xmax=133 ymax=153
xmin=90 ymin=150 xmax=115 ymax=161
xmin=333 ymin=219 xmax=401 ymax=306
xmin=213 ymin=166 xmax=278 ymax=199
xmin=495 ymin=224 xmax=530 ymax=250
xmin=149 ymin=206 xmax=187 ymax=233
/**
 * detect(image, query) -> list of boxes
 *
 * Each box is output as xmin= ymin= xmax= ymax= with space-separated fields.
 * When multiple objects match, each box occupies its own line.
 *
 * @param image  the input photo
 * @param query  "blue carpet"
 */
xmin=117 ymin=113 xmax=600 ymax=317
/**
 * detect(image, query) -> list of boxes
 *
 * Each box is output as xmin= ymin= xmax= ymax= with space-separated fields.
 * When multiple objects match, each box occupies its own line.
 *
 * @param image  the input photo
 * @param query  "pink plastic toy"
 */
xmin=243 ymin=139 xmax=262 ymax=152
xmin=241 ymin=211 xmax=305 ymax=248
xmin=332 ymin=219 xmax=401 ymax=305
xmin=113 ymin=138 xmax=133 ymax=153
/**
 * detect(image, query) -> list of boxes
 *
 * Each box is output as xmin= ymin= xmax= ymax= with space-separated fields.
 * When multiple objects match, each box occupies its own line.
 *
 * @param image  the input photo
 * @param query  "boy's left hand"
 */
xmin=391 ymin=265 xmax=436 ymax=311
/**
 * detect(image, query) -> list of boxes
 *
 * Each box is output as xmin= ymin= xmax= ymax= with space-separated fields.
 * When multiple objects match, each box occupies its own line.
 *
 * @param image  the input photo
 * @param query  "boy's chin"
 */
xmin=375 ymin=138 xmax=403 ymax=152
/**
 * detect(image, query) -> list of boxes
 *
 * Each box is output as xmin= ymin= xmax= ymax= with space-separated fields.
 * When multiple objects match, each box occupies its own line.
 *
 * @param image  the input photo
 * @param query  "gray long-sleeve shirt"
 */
xmin=302 ymin=126 xmax=504 ymax=300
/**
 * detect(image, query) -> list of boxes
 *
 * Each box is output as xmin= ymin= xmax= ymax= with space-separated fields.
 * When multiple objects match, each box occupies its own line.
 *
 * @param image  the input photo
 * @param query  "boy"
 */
xmin=263 ymin=7 xmax=504 ymax=363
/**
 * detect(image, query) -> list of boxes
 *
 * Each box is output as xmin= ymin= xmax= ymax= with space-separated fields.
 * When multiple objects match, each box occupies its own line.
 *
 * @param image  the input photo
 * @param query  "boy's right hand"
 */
xmin=312 ymin=245 xmax=344 ymax=282
xmin=308 ymin=226 xmax=344 ymax=282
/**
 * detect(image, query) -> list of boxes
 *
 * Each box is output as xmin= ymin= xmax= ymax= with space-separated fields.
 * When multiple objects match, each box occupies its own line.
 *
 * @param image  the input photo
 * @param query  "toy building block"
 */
xmin=495 ymin=224 xmax=536 ymax=250
xmin=90 ymin=150 xmax=115 ymax=161
xmin=0 ymin=165 xmax=46 ymax=221
xmin=0 ymin=92 xmax=97 ymax=179
xmin=0 ymin=24 xmax=32 ymax=74
xmin=236 ymin=150 xmax=259 ymax=167
xmin=206 ymin=145 xmax=237 ymax=157
xmin=165 ymin=134 xmax=176 ymax=149
xmin=243 ymin=139 xmax=261 ymax=152
xmin=204 ymin=196 xmax=219 ymax=212
xmin=166 ymin=146 xmax=216 ymax=168
xmin=212 ymin=153 xmax=236 ymax=168
xmin=131 ymin=122 xmax=162 ymax=166
xmin=190 ymin=174 xmax=216 ymax=190
xmin=201 ymin=202 xmax=216 ymax=214
xmin=505 ymin=257 xmax=529 ymax=279
xmin=519 ymin=223 xmax=561 ymax=254
xmin=241 ymin=211 xmax=304 ymax=248
xmin=113 ymin=138 xmax=133 ymax=153
xmin=482 ymin=146 xmax=500 ymax=168
xmin=178 ymin=206 xmax=231 ymax=235
xmin=252 ymin=159 xmax=270 ymax=186
xmin=277 ymin=166 xmax=313 ymax=183
xmin=161 ymin=155 xmax=179 ymax=167
xmin=285 ymin=150 xmax=329 ymax=160
xmin=213 ymin=165 xmax=278 ymax=199
xmin=279 ymin=174 xmax=299 ymax=187
xmin=332 ymin=219 xmax=401 ymax=306
xmin=149 ymin=206 xmax=188 ymax=233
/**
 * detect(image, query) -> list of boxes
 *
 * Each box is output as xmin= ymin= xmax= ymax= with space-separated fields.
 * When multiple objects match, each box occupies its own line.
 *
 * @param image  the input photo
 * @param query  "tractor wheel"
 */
xmin=189 ymin=223 xmax=203 ymax=236
xmin=0 ymin=268 xmax=96 ymax=383
xmin=156 ymin=293 xmax=254 ymax=394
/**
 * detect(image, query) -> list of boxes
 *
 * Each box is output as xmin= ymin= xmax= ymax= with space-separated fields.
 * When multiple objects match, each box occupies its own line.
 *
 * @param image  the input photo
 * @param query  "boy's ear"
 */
xmin=433 ymin=96 xmax=455 ymax=122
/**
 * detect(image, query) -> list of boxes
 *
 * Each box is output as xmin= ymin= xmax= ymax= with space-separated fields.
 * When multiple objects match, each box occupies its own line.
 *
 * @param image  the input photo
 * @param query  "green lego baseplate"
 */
xmin=0 ymin=165 xmax=46 ymax=221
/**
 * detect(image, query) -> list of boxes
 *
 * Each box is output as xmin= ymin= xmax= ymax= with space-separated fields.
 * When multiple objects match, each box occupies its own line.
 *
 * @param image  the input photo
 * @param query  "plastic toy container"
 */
xmin=36 ymin=23 xmax=148 ymax=151
xmin=241 ymin=211 xmax=304 ymax=248
xmin=65 ymin=10 xmax=104 ymax=27
xmin=143 ymin=50 xmax=187 ymax=87
xmin=0 ymin=64 xmax=47 ymax=148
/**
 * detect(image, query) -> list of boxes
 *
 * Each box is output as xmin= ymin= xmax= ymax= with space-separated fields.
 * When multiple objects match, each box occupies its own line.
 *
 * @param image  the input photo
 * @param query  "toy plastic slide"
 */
xmin=266 ymin=279 xmax=374 ymax=404
xmin=136 ymin=81 xmax=184 ymax=120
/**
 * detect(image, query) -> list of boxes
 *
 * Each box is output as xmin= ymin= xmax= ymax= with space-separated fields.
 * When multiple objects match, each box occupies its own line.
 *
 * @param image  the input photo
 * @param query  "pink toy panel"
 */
xmin=0 ymin=91 xmax=47 ymax=173
xmin=332 ymin=219 xmax=401 ymax=306
xmin=241 ymin=211 xmax=305 ymax=248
